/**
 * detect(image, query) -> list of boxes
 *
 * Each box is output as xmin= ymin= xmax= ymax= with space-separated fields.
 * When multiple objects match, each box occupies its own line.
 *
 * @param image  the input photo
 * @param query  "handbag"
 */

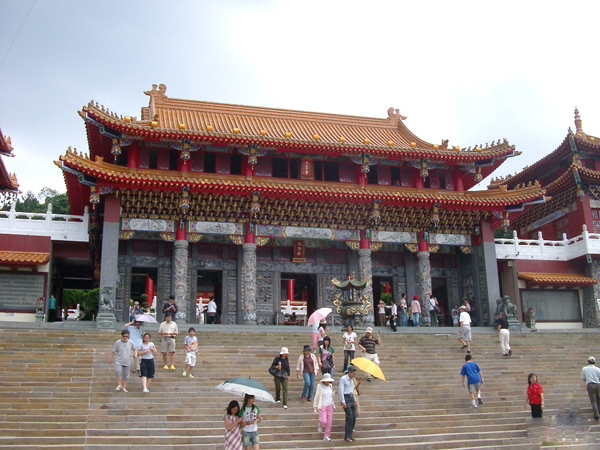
xmin=434 ymin=304 xmax=440 ymax=313
xmin=322 ymin=354 xmax=333 ymax=371
xmin=268 ymin=366 xmax=278 ymax=376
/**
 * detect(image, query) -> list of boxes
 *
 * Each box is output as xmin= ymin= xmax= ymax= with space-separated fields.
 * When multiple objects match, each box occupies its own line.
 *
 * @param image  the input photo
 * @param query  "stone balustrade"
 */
xmin=495 ymin=225 xmax=600 ymax=261
xmin=0 ymin=203 xmax=89 ymax=242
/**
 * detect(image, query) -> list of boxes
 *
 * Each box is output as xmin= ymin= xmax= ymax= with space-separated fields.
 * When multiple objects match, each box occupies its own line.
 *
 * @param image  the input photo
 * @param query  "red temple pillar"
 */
xmin=453 ymin=168 xmax=464 ymax=192
xmin=178 ymin=157 xmax=190 ymax=172
xmin=287 ymin=280 xmax=295 ymax=303
xmin=360 ymin=229 xmax=370 ymax=249
xmin=244 ymin=222 xmax=255 ymax=244
xmin=413 ymin=169 xmax=424 ymax=189
xmin=418 ymin=232 xmax=429 ymax=251
xmin=358 ymin=168 xmax=367 ymax=185
xmin=176 ymin=220 xmax=187 ymax=241
xmin=243 ymin=156 xmax=254 ymax=176
xmin=127 ymin=141 xmax=140 ymax=169
xmin=146 ymin=276 xmax=154 ymax=299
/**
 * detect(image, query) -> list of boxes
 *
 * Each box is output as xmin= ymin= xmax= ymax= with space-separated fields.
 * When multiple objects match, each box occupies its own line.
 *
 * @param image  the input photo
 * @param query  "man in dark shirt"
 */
xmin=495 ymin=312 xmax=512 ymax=357
xmin=358 ymin=327 xmax=382 ymax=381
xmin=163 ymin=295 xmax=178 ymax=321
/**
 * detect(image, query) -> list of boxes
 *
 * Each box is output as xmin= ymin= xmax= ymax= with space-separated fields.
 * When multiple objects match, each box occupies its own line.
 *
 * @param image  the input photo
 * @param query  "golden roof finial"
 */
xmin=574 ymin=107 xmax=585 ymax=135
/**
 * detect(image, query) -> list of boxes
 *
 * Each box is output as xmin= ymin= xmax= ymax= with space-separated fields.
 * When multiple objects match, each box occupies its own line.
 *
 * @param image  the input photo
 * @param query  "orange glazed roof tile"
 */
xmin=0 ymin=251 xmax=50 ymax=265
xmin=518 ymin=272 xmax=598 ymax=286
xmin=80 ymin=84 xmax=517 ymax=164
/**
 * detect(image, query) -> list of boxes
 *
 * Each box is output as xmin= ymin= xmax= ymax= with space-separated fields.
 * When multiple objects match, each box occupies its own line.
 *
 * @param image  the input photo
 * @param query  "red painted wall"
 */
xmin=0 ymin=234 xmax=51 ymax=253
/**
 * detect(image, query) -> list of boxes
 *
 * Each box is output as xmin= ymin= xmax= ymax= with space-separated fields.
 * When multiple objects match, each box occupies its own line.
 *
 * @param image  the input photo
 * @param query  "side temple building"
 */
xmin=56 ymin=84 xmax=546 ymax=325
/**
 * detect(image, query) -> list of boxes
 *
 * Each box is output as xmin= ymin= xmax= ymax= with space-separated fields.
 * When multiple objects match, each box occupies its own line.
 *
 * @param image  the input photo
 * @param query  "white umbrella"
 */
xmin=134 ymin=313 xmax=157 ymax=323
xmin=307 ymin=307 xmax=332 ymax=326
xmin=215 ymin=377 xmax=275 ymax=403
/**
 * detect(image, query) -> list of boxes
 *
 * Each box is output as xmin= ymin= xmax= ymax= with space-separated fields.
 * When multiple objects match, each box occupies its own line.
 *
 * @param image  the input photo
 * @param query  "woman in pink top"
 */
xmin=410 ymin=295 xmax=421 ymax=327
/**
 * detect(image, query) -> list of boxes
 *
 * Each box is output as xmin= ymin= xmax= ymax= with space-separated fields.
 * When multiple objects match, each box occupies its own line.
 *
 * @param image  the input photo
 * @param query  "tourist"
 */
xmin=318 ymin=336 xmax=335 ymax=375
xmin=239 ymin=394 xmax=263 ymax=450
xmin=342 ymin=324 xmax=357 ymax=373
xmin=108 ymin=329 xmax=136 ymax=393
xmin=270 ymin=347 xmax=290 ymax=409
xmin=48 ymin=295 xmax=57 ymax=322
xmin=124 ymin=319 xmax=143 ymax=373
xmin=358 ymin=327 xmax=382 ymax=382
xmin=313 ymin=373 xmax=335 ymax=441
xmin=457 ymin=305 xmax=472 ymax=353
xmin=310 ymin=320 xmax=320 ymax=353
xmin=296 ymin=344 xmax=319 ymax=401
xmin=524 ymin=373 xmax=544 ymax=418
xmin=428 ymin=296 xmax=439 ymax=327
xmin=581 ymin=356 xmax=600 ymax=420
xmin=182 ymin=327 xmax=198 ymax=377
xmin=223 ymin=400 xmax=243 ymax=450
xmin=339 ymin=365 xmax=357 ymax=442
xmin=496 ymin=311 xmax=512 ymax=357
xmin=460 ymin=354 xmax=483 ymax=408
xmin=138 ymin=332 xmax=157 ymax=393
xmin=387 ymin=299 xmax=398 ymax=332
xmin=410 ymin=295 xmax=421 ymax=327
xmin=377 ymin=299 xmax=386 ymax=327
xmin=462 ymin=297 xmax=471 ymax=312
xmin=158 ymin=313 xmax=178 ymax=369
xmin=399 ymin=293 xmax=408 ymax=327
xmin=317 ymin=319 xmax=329 ymax=348
xmin=196 ymin=300 xmax=202 ymax=324
xmin=162 ymin=294 xmax=178 ymax=320
xmin=207 ymin=297 xmax=217 ymax=324
xmin=451 ymin=304 xmax=460 ymax=327
xmin=129 ymin=300 xmax=143 ymax=321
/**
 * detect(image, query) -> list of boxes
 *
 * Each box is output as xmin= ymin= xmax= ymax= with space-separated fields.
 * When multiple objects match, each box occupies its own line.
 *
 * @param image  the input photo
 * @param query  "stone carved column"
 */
xmin=584 ymin=262 xmax=600 ymax=328
xmin=98 ymin=195 xmax=120 ymax=330
xmin=358 ymin=248 xmax=374 ymax=327
xmin=243 ymin=242 xmax=257 ymax=325
xmin=172 ymin=240 xmax=189 ymax=322
xmin=417 ymin=250 xmax=432 ymax=326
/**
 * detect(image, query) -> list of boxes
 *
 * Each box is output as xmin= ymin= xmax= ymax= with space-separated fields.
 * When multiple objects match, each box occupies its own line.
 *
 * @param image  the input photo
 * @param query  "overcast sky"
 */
xmin=1 ymin=0 xmax=599 ymax=197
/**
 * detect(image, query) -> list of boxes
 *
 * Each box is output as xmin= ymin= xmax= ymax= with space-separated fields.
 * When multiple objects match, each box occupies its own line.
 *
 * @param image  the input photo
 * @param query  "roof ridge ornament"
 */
xmin=387 ymin=107 xmax=407 ymax=121
xmin=144 ymin=84 xmax=168 ymax=101
xmin=574 ymin=107 xmax=586 ymax=137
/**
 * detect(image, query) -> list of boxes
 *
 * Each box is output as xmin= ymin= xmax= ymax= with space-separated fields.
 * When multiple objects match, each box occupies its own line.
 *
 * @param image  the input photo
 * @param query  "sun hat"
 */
xmin=589 ymin=356 xmax=596 ymax=364
xmin=280 ymin=347 xmax=289 ymax=355
xmin=134 ymin=301 xmax=139 ymax=305
xmin=365 ymin=327 xmax=373 ymax=333
xmin=414 ymin=295 xmax=420 ymax=300
xmin=459 ymin=305 xmax=467 ymax=310
xmin=321 ymin=373 xmax=334 ymax=383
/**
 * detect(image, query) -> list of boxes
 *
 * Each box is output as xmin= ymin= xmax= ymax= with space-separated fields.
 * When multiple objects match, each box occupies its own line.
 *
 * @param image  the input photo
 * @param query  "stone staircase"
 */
xmin=0 ymin=327 xmax=599 ymax=449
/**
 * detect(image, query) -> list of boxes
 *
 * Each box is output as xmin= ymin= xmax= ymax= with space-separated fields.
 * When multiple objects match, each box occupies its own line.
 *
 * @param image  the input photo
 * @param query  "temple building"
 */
xmin=56 ymin=84 xmax=547 ymax=326
xmin=493 ymin=109 xmax=600 ymax=328
xmin=0 ymin=128 xmax=18 ymax=206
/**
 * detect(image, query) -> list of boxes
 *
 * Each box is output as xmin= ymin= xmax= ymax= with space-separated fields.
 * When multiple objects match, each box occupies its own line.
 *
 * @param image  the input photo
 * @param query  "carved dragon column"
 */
xmin=358 ymin=230 xmax=374 ymax=327
xmin=243 ymin=223 xmax=257 ymax=325
xmin=417 ymin=232 xmax=432 ymax=326
xmin=172 ymin=229 xmax=189 ymax=323
xmin=98 ymin=194 xmax=120 ymax=329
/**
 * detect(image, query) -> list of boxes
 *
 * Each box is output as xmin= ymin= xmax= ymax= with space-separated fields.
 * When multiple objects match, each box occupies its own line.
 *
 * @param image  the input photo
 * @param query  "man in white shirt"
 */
xmin=207 ymin=297 xmax=217 ymax=324
xmin=158 ymin=314 xmax=179 ymax=370
xmin=339 ymin=366 xmax=357 ymax=442
xmin=457 ymin=305 xmax=472 ymax=353
xmin=582 ymin=356 xmax=600 ymax=420
xmin=387 ymin=299 xmax=397 ymax=332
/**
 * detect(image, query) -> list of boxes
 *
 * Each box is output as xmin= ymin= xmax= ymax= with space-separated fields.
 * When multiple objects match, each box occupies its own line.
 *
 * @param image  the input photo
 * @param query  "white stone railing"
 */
xmin=0 ymin=204 xmax=89 ymax=242
xmin=495 ymin=225 xmax=600 ymax=260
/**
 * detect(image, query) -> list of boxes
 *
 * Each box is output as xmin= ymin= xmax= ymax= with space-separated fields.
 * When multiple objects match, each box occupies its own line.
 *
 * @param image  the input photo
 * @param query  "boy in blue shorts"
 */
xmin=460 ymin=354 xmax=483 ymax=408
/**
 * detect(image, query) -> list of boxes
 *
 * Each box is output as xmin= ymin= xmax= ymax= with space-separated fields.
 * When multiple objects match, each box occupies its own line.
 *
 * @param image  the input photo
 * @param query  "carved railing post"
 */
xmin=243 ymin=243 xmax=257 ymax=325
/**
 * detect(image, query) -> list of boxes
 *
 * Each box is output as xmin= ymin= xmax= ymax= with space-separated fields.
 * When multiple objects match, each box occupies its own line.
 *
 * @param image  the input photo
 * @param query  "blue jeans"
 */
xmin=412 ymin=312 xmax=420 ymax=326
xmin=401 ymin=311 xmax=408 ymax=327
xmin=343 ymin=350 xmax=355 ymax=373
xmin=302 ymin=371 xmax=315 ymax=400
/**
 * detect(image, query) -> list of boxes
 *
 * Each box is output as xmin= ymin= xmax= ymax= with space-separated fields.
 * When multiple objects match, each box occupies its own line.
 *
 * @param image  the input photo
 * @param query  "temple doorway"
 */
xmin=372 ymin=276 xmax=393 ymax=326
xmin=280 ymin=273 xmax=317 ymax=323
xmin=131 ymin=268 xmax=157 ymax=317
xmin=432 ymin=277 xmax=449 ymax=326
xmin=197 ymin=270 xmax=222 ymax=323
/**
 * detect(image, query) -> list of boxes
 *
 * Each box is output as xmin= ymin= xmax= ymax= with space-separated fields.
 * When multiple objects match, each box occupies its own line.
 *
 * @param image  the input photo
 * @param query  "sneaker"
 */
xmin=508 ymin=349 xmax=512 ymax=357
xmin=478 ymin=397 xmax=483 ymax=405
xmin=323 ymin=436 xmax=331 ymax=441
xmin=367 ymin=377 xmax=372 ymax=382
xmin=460 ymin=345 xmax=468 ymax=349
xmin=189 ymin=374 xmax=194 ymax=378
xmin=467 ymin=350 xmax=471 ymax=354
xmin=170 ymin=365 xmax=176 ymax=370
xmin=163 ymin=365 xmax=169 ymax=369
xmin=115 ymin=385 xmax=122 ymax=391
xmin=502 ymin=354 xmax=508 ymax=357
xmin=276 ymin=400 xmax=281 ymax=403
xmin=143 ymin=388 xmax=149 ymax=393
xmin=301 ymin=396 xmax=306 ymax=402
xmin=470 ymin=404 xmax=478 ymax=408
xmin=283 ymin=405 xmax=288 ymax=409
xmin=182 ymin=371 xmax=187 ymax=377
xmin=318 ymin=426 xmax=323 ymax=433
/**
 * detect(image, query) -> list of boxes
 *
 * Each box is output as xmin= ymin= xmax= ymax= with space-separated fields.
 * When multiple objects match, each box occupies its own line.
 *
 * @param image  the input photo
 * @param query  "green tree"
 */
xmin=1 ymin=187 xmax=70 ymax=214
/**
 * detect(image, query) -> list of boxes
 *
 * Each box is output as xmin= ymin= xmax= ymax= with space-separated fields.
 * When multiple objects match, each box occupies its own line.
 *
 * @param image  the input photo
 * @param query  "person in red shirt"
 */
xmin=524 ymin=373 xmax=544 ymax=418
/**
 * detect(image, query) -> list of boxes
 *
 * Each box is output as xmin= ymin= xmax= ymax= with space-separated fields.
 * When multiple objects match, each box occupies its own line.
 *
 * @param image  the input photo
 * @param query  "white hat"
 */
xmin=459 ymin=305 xmax=467 ymax=310
xmin=589 ymin=356 xmax=596 ymax=364
xmin=365 ymin=327 xmax=374 ymax=333
xmin=280 ymin=347 xmax=289 ymax=355
xmin=321 ymin=373 xmax=334 ymax=383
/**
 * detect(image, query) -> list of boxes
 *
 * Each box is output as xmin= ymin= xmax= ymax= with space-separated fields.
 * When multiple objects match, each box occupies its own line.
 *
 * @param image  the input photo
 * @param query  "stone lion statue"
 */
xmin=99 ymin=285 xmax=115 ymax=312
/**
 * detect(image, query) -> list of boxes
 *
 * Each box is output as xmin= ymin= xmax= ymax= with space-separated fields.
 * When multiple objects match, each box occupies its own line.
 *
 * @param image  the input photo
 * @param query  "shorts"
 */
xmin=140 ymin=358 xmax=155 ymax=378
xmin=468 ymin=383 xmax=481 ymax=393
xmin=457 ymin=325 xmax=472 ymax=341
xmin=362 ymin=351 xmax=380 ymax=366
xmin=161 ymin=337 xmax=176 ymax=353
xmin=242 ymin=430 xmax=260 ymax=446
xmin=115 ymin=364 xmax=130 ymax=380
xmin=185 ymin=352 xmax=196 ymax=367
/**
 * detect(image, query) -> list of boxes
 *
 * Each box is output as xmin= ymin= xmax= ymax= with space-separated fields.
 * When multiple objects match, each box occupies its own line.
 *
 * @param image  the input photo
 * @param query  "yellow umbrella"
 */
xmin=351 ymin=357 xmax=386 ymax=381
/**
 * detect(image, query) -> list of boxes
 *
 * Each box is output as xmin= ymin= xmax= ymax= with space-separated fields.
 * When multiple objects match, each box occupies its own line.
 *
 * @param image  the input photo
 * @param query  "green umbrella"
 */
xmin=215 ymin=377 xmax=275 ymax=403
